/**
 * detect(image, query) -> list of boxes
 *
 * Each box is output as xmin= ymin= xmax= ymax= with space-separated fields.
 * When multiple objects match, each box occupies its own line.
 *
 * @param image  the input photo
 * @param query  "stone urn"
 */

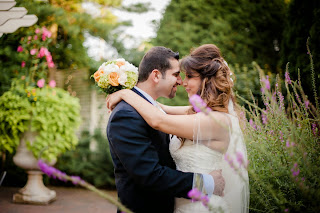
xmin=13 ymin=129 xmax=56 ymax=205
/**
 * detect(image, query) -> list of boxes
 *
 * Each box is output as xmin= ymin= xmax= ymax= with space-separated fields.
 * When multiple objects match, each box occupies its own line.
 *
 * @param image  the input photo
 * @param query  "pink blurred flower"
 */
xmin=34 ymin=35 xmax=38 ymax=40
xmin=224 ymin=153 xmax=234 ymax=168
xmin=37 ymin=79 xmax=45 ymax=88
xmin=286 ymin=140 xmax=290 ymax=147
xmin=30 ymin=49 xmax=37 ymax=55
xmin=42 ymin=27 xmax=52 ymax=38
xmin=293 ymin=169 xmax=300 ymax=177
xmin=28 ymin=36 xmax=32 ymax=41
xmin=41 ymin=27 xmax=52 ymax=41
xmin=46 ymin=54 xmax=53 ymax=62
xmin=201 ymin=195 xmax=209 ymax=207
xmin=21 ymin=61 xmax=26 ymax=67
xmin=188 ymin=188 xmax=202 ymax=201
xmin=49 ymin=80 xmax=56 ymax=88
xmin=189 ymin=94 xmax=212 ymax=115
xmin=37 ymin=47 xmax=49 ymax=58
xmin=35 ymin=28 xmax=41 ymax=34
xmin=236 ymin=152 xmax=244 ymax=165
xmin=48 ymin=61 xmax=55 ymax=68
xmin=17 ymin=46 xmax=23 ymax=52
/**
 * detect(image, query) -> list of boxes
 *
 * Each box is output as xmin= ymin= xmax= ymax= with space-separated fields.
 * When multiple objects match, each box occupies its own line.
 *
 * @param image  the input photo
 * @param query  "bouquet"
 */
xmin=92 ymin=58 xmax=138 ymax=94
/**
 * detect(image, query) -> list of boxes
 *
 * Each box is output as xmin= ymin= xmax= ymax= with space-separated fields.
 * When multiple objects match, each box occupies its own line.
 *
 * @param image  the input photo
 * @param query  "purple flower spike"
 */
xmin=71 ymin=176 xmax=82 ymax=185
xmin=261 ymin=110 xmax=267 ymax=125
xmin=312 ymin=123 xmax=317 ymax=136
xmin=201 ymin=195 xmax=209 ymax=206
xmin=189 ymin=94 xmax=212 ymax=114
xmin=249 ymin=119 xmax=257 ymax=130
xmin=260 ymin=76 xmax=270 ymax=94
xmin=305 ymin=100 xmax=310 ymax=109
xmin=285 ymin=72 xmax=292 ymax=84
xmin=188 ymin=188 xmax=202 ymax=201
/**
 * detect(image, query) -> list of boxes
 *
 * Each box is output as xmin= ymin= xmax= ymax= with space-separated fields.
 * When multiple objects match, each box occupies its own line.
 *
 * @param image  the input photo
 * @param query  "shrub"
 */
xmin=240 ymin=60 xmax=319 ymax=212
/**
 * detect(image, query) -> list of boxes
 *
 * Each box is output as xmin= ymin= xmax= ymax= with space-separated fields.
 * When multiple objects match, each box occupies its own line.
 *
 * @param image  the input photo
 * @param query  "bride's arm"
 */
xmin=157 ymin=102 xmax=191 ymax=115
xmin=107 ymin=89 xmax=229 ymax=142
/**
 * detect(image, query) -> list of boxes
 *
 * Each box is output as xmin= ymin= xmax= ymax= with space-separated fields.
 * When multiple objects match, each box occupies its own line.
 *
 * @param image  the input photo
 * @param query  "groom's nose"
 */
xmin=176 ymin=75 xmax=182 ymax=85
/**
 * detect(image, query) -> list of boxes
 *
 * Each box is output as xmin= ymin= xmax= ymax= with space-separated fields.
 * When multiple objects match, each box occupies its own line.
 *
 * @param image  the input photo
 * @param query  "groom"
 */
xmin=107 ymin=46 xmax=225 ymax=213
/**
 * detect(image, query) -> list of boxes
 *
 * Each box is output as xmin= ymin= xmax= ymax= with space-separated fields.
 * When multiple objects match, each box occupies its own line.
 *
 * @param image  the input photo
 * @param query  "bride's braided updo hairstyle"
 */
xmin=181 ymin=44 xmax=235 ymax=113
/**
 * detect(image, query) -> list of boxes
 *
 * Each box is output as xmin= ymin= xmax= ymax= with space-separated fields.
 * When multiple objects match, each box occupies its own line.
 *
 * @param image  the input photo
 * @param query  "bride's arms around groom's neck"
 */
xmin=157 ymin=102 xmax=192 ymax=115
xmin=107 ymin=89 xmax=230 ymax=153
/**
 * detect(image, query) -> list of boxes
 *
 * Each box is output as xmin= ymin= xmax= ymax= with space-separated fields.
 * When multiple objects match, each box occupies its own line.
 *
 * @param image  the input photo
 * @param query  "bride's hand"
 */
xmin=106 ymin=90 xmax=125 ymax=111
xmin=210 ymin=169 xmax=225 ymax=197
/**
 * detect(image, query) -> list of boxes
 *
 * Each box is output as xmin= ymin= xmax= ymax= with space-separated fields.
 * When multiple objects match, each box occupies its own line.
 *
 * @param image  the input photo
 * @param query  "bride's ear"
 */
xmin=150 ymin=69 xmax=162 ymax=83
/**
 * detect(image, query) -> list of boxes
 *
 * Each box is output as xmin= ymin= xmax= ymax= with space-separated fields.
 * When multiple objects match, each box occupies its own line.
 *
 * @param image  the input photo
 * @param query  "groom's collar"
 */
xmin=133 ymin=86 xmax=157 ymax=106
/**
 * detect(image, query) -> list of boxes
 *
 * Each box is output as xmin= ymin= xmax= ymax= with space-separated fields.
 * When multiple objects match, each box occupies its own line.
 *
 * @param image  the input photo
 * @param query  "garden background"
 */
xmin=0 ymin=0 xmax=319 ymax=212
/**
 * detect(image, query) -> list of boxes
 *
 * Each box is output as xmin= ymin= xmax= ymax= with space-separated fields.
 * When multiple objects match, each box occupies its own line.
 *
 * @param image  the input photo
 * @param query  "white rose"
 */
xmin=125 ymin=62 xmax=138 ymax=73
xmin=116 ymin=58 xmax=125 ymax=62
xmin=118 ymin=72 xmax=128 ymax=86
xmin=104 ymin=63 xmax=119 ymax=75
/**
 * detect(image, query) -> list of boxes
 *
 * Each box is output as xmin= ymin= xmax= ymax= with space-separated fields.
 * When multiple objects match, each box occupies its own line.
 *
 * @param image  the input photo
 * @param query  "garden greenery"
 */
xmin=52 ymin=129 xmax=115 ymax=188
xmin=0 ymin=80 xmax=81 ymax=162
xmin=240 ymin=58 xmax=319 ymax=212
xmin=0 ymin=26 xmax=81 ymax=162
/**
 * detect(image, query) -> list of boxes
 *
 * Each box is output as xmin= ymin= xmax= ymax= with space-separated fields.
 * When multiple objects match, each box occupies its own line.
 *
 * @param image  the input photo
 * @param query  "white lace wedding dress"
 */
xmin=169 ymin=106 xmax=249 ymax=213
xmin=170 ymin=136 xmax=230 ymax=213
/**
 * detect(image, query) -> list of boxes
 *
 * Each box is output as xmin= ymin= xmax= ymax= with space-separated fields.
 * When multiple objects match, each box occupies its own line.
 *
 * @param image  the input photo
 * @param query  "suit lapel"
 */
xmin=131 ymin=87 xmax=153 ymax=104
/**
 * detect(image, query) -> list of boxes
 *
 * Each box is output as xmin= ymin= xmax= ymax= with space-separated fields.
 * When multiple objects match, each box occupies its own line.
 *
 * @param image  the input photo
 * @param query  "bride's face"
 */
xmin=183 ymin=71 xmax=201 ymax=97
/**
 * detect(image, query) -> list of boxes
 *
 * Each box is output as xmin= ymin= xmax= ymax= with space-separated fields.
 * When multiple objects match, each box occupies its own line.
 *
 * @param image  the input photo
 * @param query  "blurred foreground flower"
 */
xmin=38 ymin=160 xmax=133 ymax=213
xmin=189 ymin=94 xmax=212 ymax=114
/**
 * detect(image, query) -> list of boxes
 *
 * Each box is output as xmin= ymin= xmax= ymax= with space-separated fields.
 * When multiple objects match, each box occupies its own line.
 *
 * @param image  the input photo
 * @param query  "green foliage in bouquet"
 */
xmin=0 ymin=80 xmax=81 ymax=162
xmin=240 ymin=55 xmax=319 ymax=212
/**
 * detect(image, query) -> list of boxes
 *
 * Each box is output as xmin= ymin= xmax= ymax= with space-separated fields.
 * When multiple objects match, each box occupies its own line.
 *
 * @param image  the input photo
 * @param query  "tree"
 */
xmin=153 ymin=0 xmax=287 ymax=71
xmin=154 ymin=0 xmax=287 ymax=106
xmin=280 ymin=0 xmax=320 ymax=104
xmin=0 ymin=0 xmax=150 ymax=95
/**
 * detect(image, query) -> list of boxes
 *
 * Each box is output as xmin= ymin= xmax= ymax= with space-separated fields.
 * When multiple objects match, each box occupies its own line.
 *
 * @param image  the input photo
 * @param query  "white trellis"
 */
xmin=0 ymin=0 xmax=37 ymax=37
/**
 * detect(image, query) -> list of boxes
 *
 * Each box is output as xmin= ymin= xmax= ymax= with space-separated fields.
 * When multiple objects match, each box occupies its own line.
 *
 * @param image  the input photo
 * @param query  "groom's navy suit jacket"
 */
xmin=107 ymin=88 xmax=193 ymax=213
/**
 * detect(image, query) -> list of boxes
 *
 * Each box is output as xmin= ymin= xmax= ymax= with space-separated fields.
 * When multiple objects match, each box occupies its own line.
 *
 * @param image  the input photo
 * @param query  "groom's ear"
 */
xmin=150 ymin=69 xmax=162 ymax=83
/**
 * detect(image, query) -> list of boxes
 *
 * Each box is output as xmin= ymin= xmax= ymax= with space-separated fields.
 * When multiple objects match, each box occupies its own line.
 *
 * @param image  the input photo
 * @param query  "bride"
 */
xmin=106 ymin=44 xmax=249 ymax=213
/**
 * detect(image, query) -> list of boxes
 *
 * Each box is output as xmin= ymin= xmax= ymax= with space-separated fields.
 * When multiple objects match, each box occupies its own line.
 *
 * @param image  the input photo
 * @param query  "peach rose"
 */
xmin=108 ymin=72 xmax=119 ymax=86
xmin=116 ymin=61 xmax=125 ymax=68
xmin=93 ymin=69 xmax=104 ymax=82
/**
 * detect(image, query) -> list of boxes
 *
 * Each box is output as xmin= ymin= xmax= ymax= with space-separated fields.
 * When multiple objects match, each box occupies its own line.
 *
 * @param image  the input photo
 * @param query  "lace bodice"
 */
xmin=169 ymin=136 xmax=230 ymax=213
xmin=169 ymin=136 xmax=223 ymax=174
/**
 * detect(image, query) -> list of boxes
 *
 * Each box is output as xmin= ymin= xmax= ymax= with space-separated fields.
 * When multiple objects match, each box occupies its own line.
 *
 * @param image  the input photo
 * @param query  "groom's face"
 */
xmin=158 ymin=58 xmax=182 ymax=99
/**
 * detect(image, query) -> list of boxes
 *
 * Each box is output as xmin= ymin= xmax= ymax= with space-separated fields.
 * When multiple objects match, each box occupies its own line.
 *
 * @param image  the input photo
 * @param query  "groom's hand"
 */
xmin=209 ymin=169 xmax=225 ymax=196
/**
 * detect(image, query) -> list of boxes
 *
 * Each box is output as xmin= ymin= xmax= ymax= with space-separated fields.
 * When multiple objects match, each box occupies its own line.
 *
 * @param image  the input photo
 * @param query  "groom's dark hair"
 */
xmin=138 ymin=46 xmax=179 ymax=82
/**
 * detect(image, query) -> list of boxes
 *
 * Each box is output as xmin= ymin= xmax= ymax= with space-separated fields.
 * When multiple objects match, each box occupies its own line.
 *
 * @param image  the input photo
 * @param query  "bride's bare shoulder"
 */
xmin=198 ymin=111 xmax=231 ymax=127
